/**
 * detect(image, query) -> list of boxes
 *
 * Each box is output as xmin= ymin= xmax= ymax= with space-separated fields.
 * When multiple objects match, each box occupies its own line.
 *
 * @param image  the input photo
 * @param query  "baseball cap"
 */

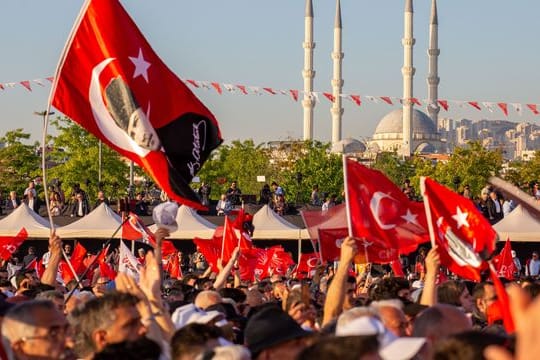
xmin=336 ymin=316 xmax=425 ymax=360
xmin=171 ymin=303 xmax=225 ymax=329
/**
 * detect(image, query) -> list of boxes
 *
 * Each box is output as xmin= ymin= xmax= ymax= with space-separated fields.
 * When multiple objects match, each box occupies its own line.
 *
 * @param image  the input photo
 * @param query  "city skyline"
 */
xmin=1 ymin=0 xmax=539 ymax=146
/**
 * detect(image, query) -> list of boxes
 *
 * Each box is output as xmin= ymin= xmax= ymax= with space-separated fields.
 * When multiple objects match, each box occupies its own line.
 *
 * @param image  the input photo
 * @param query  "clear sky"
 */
xmin=1 ymin=0 xmax=539 ymax=146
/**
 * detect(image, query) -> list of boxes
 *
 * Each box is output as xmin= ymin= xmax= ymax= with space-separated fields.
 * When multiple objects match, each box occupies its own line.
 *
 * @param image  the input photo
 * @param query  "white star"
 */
xmin=452 ymin=206 xmax=470 ymax=229
xmin=129 ymin=49 xmax=151 ymax=82
xmin=401 ymin=209 xmax=419 ymax=225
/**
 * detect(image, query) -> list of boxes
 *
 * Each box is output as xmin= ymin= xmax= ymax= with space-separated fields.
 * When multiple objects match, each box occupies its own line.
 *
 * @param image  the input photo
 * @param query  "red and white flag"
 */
xmin=344 ymin=158 xmax=429 ymax=263
xmin=0 ymin=228 xmax=28 ymax=261
xmin=296 ymin=253 xmax=320 ymax=279
xmin=119 ymin=240 xmax=141 ymax=280
xmin=492 ymin=238 xmax=515 ymax=280
xmin=51 ymin=0 xmax=222 ymax=210
xmin=122 ymin=212 xmax=156 ymax=247
xmin=318 ymin=227 xmax=348 ymax=262
xmin=420 ymin=177 xmax=498 ymax=281
xmin=193 ymin=237 xmax=222 ymax=272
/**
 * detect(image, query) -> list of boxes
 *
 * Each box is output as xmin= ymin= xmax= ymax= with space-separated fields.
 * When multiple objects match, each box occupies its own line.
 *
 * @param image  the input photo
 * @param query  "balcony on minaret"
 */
xmin=332 ymin=52 xmax=344 ymax=60
xmin=302 ymin=70 xmax=316 ymax=78
xmin=303 ymin=42 xmax=316 ymax=49
xmin=401 ymin=66 xmax=416 ymax=76
xmin=427 ymin=76 xmax=440 ymax=85
xmin=331 ymin=79 xmax=344 ymax=87
xmin=428 ymin=49 xmax=440 ymax=56
xmin=401 ymin=38 xmax=416 ymax=46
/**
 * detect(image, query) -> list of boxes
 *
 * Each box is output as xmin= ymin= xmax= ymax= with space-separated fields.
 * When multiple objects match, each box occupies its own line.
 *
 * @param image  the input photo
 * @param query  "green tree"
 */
xmin=434 ymin=141 xmax=503 ymax=195
xmin=505 ymin=150 xmax=540 ymax=191
xmin=47 ymin=117 xmax=130 ymax=202
xmin=0 ymin=129 xmax=40 ymax=195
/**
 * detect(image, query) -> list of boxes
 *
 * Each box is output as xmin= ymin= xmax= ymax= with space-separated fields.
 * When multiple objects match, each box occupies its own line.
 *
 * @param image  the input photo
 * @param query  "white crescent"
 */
xmin=307 ymin=257 xmax=319 ymax=268
xmin=89 ymin=58 xmax=149 ymax=157
xmin=369 ymin=192 xmax=397 ymax=230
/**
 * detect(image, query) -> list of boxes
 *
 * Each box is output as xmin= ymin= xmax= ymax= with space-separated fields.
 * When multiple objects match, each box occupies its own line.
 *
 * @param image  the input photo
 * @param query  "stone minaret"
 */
xmin=331 ymin=0 xmax=344 ymax=145
xmin=401 ymin=0 xmax=415 ymax=157
xmin=427 ymin=0 xmax=440 ymax=126
xmin=302 ymin=0 xmax=315 ymax=140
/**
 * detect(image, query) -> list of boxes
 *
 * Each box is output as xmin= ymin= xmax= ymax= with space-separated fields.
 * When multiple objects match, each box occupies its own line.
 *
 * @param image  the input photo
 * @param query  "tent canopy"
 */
xmin=56 ymin=203 xmax=122 ymax=239
xmin=150 ymin=205 xmax=217 ymax=239
xmin=0 ymin=203 xmax=53 ymax=238
xmin=252 ymin=205 xmax=309 ymax=240
xmin=494 ymin=205 xmax=540 ymax=242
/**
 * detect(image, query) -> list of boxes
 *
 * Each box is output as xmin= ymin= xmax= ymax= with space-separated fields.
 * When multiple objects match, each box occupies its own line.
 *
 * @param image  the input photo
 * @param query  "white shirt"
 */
xmin=78 ymin=201 xmax=84 ymax=216
xmin=527 ymin=258 xmax=540 ymax=276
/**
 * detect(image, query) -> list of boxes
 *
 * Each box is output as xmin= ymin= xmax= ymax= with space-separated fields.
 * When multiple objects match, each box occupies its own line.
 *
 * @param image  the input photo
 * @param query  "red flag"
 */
xmin=95 ymin=245 xmax=117 ymax=279
xmin=296 ymin=253 xmax=320 ymax=279
xmin=438 ymin=100 xmax=449 ymax=111
xmin=468 ymin=101 xmax=481 ymax=110
xmin=290 ymin=89 xmax=299 ymax=101
xmin=344 ymin=158 xmax=429 ymax=263
xmin=527 ymin=104 xmax=539 ymax=115
xmin=492 ymin=238 xmax=515 ymax=280
xmin=237 ymin=85 xmax=248 ymax=95
xmin=186 ymin=79 xmax=199 ymax=88
xmin=267 ymin=246 xmax=295 ymax=275
xmin=263 ymin=87 xmax=276 ymax=95
xmin=411 ymin=97 xmax=421 ymax=106
xmin=238 ymin=247 xmax=267 ymax=281
xmin=498 ymin=103 xmax=508 ymax=117
xmin=488 ymin=265 xmax=515 ymax=333
xmin=122 ymin=212 xmax=157 ymax=247
xmin=51 ymin=0 xmax=222 ymax=210
xmin=323 ymin=93 xmax=335 ymax=102
xmin=26 ymin=258 xmax=44 ymax=279
xmin=70 ymin=243 xmax=88 ymax=276
xmin=221 ymin=216 xmax=239 ymax=263
xmin=380 ymin=96 xmax=393 ymax=105
xmin=318 ymin=227 xmax=348 ymax=262
xmin=0 ymin=228 xmax=28 ymax=261
xmin=350 ymin=95 xmax=361 ymax=106
xmin=193 ymin=237 xmax=221 ymax=272
xmin=20 ymin=81 xmax=32 ymax=92
xmin=420 ymin=177 xmax=498 ymax=281
xmin=165 ymin=252 xmax=182 ymax=279
xmin=301 ymin=204 xmax=348 ymax=252
xmin=390 ymin=260 xmax=405 ymax=277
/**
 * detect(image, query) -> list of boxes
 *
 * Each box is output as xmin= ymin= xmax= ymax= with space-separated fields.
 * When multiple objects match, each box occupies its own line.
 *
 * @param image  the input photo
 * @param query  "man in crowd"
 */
xmin=526 ymin=251 xmax=540 ymax=277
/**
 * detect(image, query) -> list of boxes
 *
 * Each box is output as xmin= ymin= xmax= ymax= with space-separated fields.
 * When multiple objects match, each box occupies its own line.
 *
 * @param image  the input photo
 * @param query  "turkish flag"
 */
xmin=26 ymin=258 xmax=44 ymax=279
xmin=296 ymin=253 xmax=320 ymax=279
xmin=0 ymin=228 xmax=28 ymax=261
xmin=221 ymin=216 xmax=239 ymax=263
xmin=344 ymin=158 xmax=429 ymax=263
xmin=238 ymin=247 xmax=268 ymax=281
xmin=68 ymin=243 xmax=88 ymax=281
xmin=52 ymin=0 xmax=222 ymax=210
xmin=164 ymin=252 xmax=182 ymax=279
xmin=301 ymin=204 xmax=348 ymax=251
xmin=267 ymin=246 xmax=295 ymax=275
xmin=122 ymin=212 xmax=157 ymax=246
xmin=492 ymin=238 xmax=515 ymax=280
xmin=420 ymin=177 xmax=498 ymax=281
xmin=96 ymin=245 xmax=117 ymax=280
xmin=318 ymin=227 xmax=348 ymax=262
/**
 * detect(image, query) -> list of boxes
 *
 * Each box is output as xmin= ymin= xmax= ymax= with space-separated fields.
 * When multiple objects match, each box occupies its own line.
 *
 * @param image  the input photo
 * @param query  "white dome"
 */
xmin=373 ymin=109 xmax=438 ymax=139
xmin=331 ymin=138 xmax=366 ymax=154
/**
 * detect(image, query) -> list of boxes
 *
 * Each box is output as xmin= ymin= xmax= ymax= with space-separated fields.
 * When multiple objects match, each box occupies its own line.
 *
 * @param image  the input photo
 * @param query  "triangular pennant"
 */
xmin=33 ymin=79 xmax=45 ymax=87
xmin=438 ymin=100 xmax=449 ymax=111
xmin=482 ymin=102 xmax=494 ymax=112
xmin=411 ymin=98 xmax=422 ymax=106
xmin=380 ymin=96 xmax=393 ymax=105
xmin=497 ymin=103 xmax=508 ymax=117
xmin=323 ymin=93 xmax=335 ymax=102
xmin=349 ymin=95 xmax=361 ymax=106
xmin=290 ymin=89 xmax=299 ymax=101
xmin=527 ymin=104 xmax=539 ymax=115
xmin=468 ymin=101 xmax=481 ymax=111
xmin=211 ymin=82 xmax=222 ymax=94
xmin=186 ymin=79 xmax=199 ymax=88
xmin=46 ymin=76 xmax=55 ymax=82
xmin=511 ymin=103 xmax=522 ymax=116
xmin=223 ymin=84 xmax=235 ymax=92
xmin=20 ymin=81 xmax=32 ymax=91
xmin=236 ymin=85 xmax=248 ymax=95
xmin=263 ymin=87 xmax=276 ymax=95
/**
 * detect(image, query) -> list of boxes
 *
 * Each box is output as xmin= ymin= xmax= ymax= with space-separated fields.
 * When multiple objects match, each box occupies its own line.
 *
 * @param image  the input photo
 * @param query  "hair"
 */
xmin=171 ymin=323 xmax=223 ymax=360
xmin=523 ymin=283 xmax=540 ymax=300
xmin=35 ymin=290 xmax=64 ymax=302
xmin=68 ymin=291 xmax=139 ymax=358
xmin=412 ymin=306 xmax=445 ymax=337
xmin=1 ymin=300 xmax=57 ymax=358
xmin=194 ymin=290 xmax=222 ymax=310
xmin=437 ymin=280 xmax=467 ymax=307
xmin=368 ymin=278 xmax=409 ymax=302
xmin=92 ymin=337 xmax=161 ymax=360
xmin=196 ymin=345 xmax=251 ymax=360
xmin=433 ymin=330 xmax=513 ymax=360
xmin=336 ymin=307 xmax=380 ymax=330
xmin=218 ymin=288 xmax=246 ymax=304
xmin=297 ymin=335 xmax=379 ymax=360
xmin=472 ymin=282 xmax=493 ymax=301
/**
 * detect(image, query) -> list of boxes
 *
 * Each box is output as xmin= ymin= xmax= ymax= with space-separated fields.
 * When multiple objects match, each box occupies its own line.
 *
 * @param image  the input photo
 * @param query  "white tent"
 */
xmin=150 ymin=205 xmax=217 ymax=239
xmin=0 ymin=203 xmax=54 ymax=238
xmin=252 ymin=205 xmax=309 ymax=240
xmin=494 ymin=205 xmax=540 ymax=242
xmin=56 ymin=203 xmax=123 ymax=238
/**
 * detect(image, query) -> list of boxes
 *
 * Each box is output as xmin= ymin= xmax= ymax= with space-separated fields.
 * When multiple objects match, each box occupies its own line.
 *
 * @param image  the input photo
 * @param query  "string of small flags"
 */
xmin=2 ymin=76 xmax=539 ymax=117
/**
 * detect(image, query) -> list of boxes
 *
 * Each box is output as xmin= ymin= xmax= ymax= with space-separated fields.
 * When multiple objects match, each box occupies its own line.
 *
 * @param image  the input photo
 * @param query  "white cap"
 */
xmin=152 ymin=201 xmax=179 ymax=232
xmin=171 ymin=303 xmax=224 ymax=329
xmin=336 ymin=316 xmax=425 ymax=360
xmin=411 ymin=280 xmax=424 ymax=289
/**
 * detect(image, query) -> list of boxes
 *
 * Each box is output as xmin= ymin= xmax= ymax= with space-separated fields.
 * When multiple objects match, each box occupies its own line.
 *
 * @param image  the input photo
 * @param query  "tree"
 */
xmin=0 ymin=129 xmax=40 ymax=196
xmin=47 ymin=117 xmax=130 ymax=202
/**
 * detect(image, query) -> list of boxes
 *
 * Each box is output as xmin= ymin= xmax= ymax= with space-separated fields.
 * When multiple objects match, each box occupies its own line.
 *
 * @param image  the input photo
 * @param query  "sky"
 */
xmin=1 ymin=0 xmax=540 ymax=146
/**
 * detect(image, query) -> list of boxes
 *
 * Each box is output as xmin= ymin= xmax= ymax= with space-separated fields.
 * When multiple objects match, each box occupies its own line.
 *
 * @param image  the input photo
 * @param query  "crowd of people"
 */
xmin=1 ymin=223 xmax=540 ymax=360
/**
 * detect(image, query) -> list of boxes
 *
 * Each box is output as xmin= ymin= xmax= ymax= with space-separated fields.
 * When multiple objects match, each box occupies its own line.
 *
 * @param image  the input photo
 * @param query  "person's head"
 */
xmin=312 ymin=185 xmax=318 ymax=191
xmin=170 ymin=323 xmax=223 ymax=360
xmin=298 ymin=335 xmax=380 ymax=360
xmin=64 ymin=243 xmax=72 ymax=255
xmin=92 ymin=337 xmax=161 ymax=360
xmin=27 ymin=246 xmax=36 ymax=255
xmin=532 ymin=251 xmax=539 ymax=260
xmin=370 ymin=300 xmax=408 ymax=337
xmin=68 ymin=291 xmax=145 ymax=358
xmin=76 ymin=192 xmax=84 ymax=202
xmin=137 ymin=248 xmax=146 ymax=258
xmin=136 ymin=193 xmax=143 ymax=201
xmin=489 ymin=191 xmax=498 ymax=200
xmin=35 ymin=290 xmax=66 ymax=313
xmin=369 ymin=278 xmax=410 ymax=302
xmin=9 ymin=191 xmax=17 ymax=199
xmin=472 ymin=282 xmax=496 ymax=317
xmin=28 ymin=181 xmax=35 ymax=189
xmin=437 ymin=280 xmax=474 ymax=313
xmin=92 ymin=277 xmax=112 ymax=297
xmin=97 ymin=191 xmax=105 ymax=199
xmin=231 ymin=181 xmax=237 ymax=189
xmin=432 ymin=330 xmax=513 ymax=360
xmin=244 ymin=306 xmax=311 ymax=360
xmin=195 ymin=291 xmax=222 ymax=310
xmin=220 ymin=194 xmax=227 ymax=201
xmin=2 ymin=300 xmax=72 ymax=360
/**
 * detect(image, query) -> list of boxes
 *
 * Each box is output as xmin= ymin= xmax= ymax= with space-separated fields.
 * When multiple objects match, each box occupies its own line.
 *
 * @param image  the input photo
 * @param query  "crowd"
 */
xmin=1 ymin=223 xmax=540 ymax=360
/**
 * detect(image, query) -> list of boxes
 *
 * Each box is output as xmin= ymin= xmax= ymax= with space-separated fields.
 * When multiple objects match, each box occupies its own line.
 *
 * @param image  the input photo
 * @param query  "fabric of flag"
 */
xmin=51 ymin=0 xmax=222 ymax=210
xmin=193 ymin=237 xmax=221 ymax=272
xmin=438 ymin=99 xmax=449 ymax=111
xmin=296 ymin=253 xmax=320 ymax=279
xmin=344 ymin=158 xmax=429 ymax=263
xmin=420 ymin=177 xmax=498 ymax=281
xmin=527 ymin=104 xmax=539 ymax=115
xmin=164 ymin=252 xmax=182 ymax=279
xmin=318 ymin=227 xmax=348 ymax=262
xmin=390 ymin=260 xmax=405 ymax=277
xmin=488 ymin=265 xmax=515 ymax=333
xmin=119 ymin=240 xmax=141 ymax=280
xmin=492 ymin=238 xmax=515 ymax=280
xmin=122 ymin=212 xmax=157 ymax=246
xmin=221 ymin=216 xmax=239 ymax=263
xmin=468 ymin=101 xmax=481 ymax=110
xmin=0 ymin=228 xmax=28 ymax=261
xmin=301 ymin=203 xmax=348 ymax=252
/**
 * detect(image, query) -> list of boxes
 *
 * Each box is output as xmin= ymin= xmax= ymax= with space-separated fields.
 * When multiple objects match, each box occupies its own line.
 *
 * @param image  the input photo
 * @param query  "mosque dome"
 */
xmin=373 ymin=109 xmax=437 ymax=139
xmin=331 ymin=138 xmax=366 ymax=154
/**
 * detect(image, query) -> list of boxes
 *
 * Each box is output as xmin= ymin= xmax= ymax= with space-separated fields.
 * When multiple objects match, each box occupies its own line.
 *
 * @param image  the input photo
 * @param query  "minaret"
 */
xmin=331 ymin=0 xmax=344 ymax=145
xmin=302 ymin=0 xmax=315 ymax=141
xmin=401 ymin=0 xmax=415 ymax=157
xmin=427 ymin=0 xmax=440 ymax=126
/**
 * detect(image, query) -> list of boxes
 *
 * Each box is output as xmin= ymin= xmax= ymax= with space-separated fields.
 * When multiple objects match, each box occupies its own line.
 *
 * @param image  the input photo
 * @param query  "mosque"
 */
xmin=302 ymin=0 xmax=443 ymax=156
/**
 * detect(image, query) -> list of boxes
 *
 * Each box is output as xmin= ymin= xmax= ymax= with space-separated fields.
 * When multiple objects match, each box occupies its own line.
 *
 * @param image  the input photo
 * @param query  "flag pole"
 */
xmin=297 ymin=230 xmax=302 ymax=266
xmin=221 ymin=216 xmax=227 ymax=260
xmin=342 ymin=155 xmax=369 ymax=263
xmin=420 ymin=177 xmax=437 ymax=248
